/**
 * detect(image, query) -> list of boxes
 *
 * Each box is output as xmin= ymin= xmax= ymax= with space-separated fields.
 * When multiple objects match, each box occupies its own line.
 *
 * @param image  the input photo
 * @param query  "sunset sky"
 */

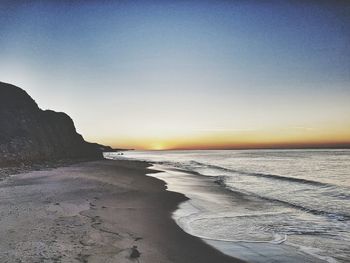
xmin=0 ymin=1 xmax=349 ymax=150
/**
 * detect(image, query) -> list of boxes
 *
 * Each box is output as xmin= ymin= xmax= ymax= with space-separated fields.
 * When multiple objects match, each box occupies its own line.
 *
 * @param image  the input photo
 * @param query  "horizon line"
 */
xmin=114 ymin=145 xmax=350 ymax=151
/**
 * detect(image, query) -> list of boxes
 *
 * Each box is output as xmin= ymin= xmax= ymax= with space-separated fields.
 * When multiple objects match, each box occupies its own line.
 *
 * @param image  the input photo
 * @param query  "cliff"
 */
xmin=0 ymin=81 xmax=103 ymax=166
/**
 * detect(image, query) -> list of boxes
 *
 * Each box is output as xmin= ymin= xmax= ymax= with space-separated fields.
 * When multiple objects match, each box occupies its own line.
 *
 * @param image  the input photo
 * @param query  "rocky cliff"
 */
xmin=0 ymin=81 xmax=103 ymax=166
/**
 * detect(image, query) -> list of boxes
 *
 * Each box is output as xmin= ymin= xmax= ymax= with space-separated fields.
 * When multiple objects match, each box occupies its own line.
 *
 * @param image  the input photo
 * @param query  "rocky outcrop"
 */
xmin=0 ymin=81 xmax=104 ymax=166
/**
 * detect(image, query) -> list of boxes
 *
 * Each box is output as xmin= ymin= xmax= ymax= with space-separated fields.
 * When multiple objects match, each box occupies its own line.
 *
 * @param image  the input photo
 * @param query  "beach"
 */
xmin=0 ymin=159 xmax=242 ymax=263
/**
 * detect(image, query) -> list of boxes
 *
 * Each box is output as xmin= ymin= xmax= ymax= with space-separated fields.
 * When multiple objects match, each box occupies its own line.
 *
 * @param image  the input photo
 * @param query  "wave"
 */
xmin=154 ymin=160 xmax=350 ymax=220
xmin=216 ymin=176 xmax=350 ymax=221
xmin=109 ymin=156 xmax=350 ymax=220
xmin=188 ymin=161 xmax=336 ymax=188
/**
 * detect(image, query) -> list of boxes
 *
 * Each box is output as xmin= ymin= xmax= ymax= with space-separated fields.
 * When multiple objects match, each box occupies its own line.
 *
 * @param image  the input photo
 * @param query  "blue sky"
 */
xmin=1 ymin=1 xmax=349 ymax=149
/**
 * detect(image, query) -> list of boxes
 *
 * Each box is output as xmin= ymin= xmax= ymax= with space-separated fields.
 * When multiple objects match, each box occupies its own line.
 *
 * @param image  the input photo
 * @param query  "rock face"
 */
xmin=0 ymin=81 xmax=103 ymax=166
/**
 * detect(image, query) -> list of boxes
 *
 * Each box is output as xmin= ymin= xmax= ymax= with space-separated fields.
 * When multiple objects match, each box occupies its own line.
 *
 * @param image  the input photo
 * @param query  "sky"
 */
xmin=0 ymin=0 xmax=349 ymax=150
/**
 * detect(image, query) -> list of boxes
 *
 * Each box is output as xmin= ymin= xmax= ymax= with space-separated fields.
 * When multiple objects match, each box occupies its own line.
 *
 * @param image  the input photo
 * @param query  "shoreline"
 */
xmin=0 ymin=159 xmax=243 ymax=262
xmin=146 ymin=163 xmax=328 ymax=263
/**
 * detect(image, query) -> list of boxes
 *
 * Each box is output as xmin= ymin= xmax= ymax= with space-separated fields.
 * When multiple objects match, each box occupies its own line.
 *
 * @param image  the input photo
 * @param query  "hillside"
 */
xmin=0 ymin=81 xmax=103 ymax=166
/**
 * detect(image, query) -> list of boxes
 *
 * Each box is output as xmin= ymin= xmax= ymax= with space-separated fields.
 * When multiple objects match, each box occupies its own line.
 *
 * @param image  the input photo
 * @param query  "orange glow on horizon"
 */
xmin=105 ymin=140 xmax=350 ymax=151
xmin=92 ymin=125 xmax=350 ymax=150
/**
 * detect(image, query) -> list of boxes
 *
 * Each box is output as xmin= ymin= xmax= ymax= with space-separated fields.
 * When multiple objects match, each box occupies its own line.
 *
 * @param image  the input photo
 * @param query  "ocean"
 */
xmin=105 ymin=149 xmax=350 ymax=263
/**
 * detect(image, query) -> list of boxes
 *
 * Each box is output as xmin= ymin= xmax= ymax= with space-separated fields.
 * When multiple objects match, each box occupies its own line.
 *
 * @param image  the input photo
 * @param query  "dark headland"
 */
xmin=0 ymin=82 xmax=242 ymax=262
xmin=0 ymin=81 xmax=106 ymax=167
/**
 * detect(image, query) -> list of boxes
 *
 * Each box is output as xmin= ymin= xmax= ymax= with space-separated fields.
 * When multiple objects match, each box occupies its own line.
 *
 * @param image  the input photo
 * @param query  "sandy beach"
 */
xmin=0 ymin=159 xmax=243 ymax=263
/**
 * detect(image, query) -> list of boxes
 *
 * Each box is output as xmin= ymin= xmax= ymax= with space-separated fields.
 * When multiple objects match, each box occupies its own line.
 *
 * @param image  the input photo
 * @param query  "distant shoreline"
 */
xmin=121 ymin=147 xmax=350 ymax=151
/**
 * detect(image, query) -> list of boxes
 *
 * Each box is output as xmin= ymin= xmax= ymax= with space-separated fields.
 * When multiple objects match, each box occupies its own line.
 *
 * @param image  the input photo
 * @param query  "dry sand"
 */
xmin=0 ymin=159 xmax=243 ymax=263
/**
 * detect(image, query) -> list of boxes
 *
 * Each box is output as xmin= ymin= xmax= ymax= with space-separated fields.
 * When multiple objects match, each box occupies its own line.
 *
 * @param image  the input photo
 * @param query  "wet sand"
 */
xmin=0 ymin=159 xmax=243 ymax=262
xmin=148 ymin=166 xmax=326 ymax=263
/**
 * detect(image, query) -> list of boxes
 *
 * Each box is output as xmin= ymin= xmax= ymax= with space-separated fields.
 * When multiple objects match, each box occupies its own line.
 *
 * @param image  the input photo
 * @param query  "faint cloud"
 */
xmin=290 ymin=126 xmax=314 ymax=131
xmin=195 ymin=128 xmax=257 ymax=133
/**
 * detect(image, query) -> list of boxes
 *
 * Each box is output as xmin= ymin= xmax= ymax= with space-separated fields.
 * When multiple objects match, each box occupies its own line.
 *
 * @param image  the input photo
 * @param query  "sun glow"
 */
xmin=150 ymin=142 xmax=166 ymax=151
xmin=98 ymin=122 xmax=350 ymax=150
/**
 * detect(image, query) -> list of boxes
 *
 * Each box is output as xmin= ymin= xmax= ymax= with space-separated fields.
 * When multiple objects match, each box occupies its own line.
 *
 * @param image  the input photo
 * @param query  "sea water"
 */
xmin=105 ymin=149 xmax=350 ymax=263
